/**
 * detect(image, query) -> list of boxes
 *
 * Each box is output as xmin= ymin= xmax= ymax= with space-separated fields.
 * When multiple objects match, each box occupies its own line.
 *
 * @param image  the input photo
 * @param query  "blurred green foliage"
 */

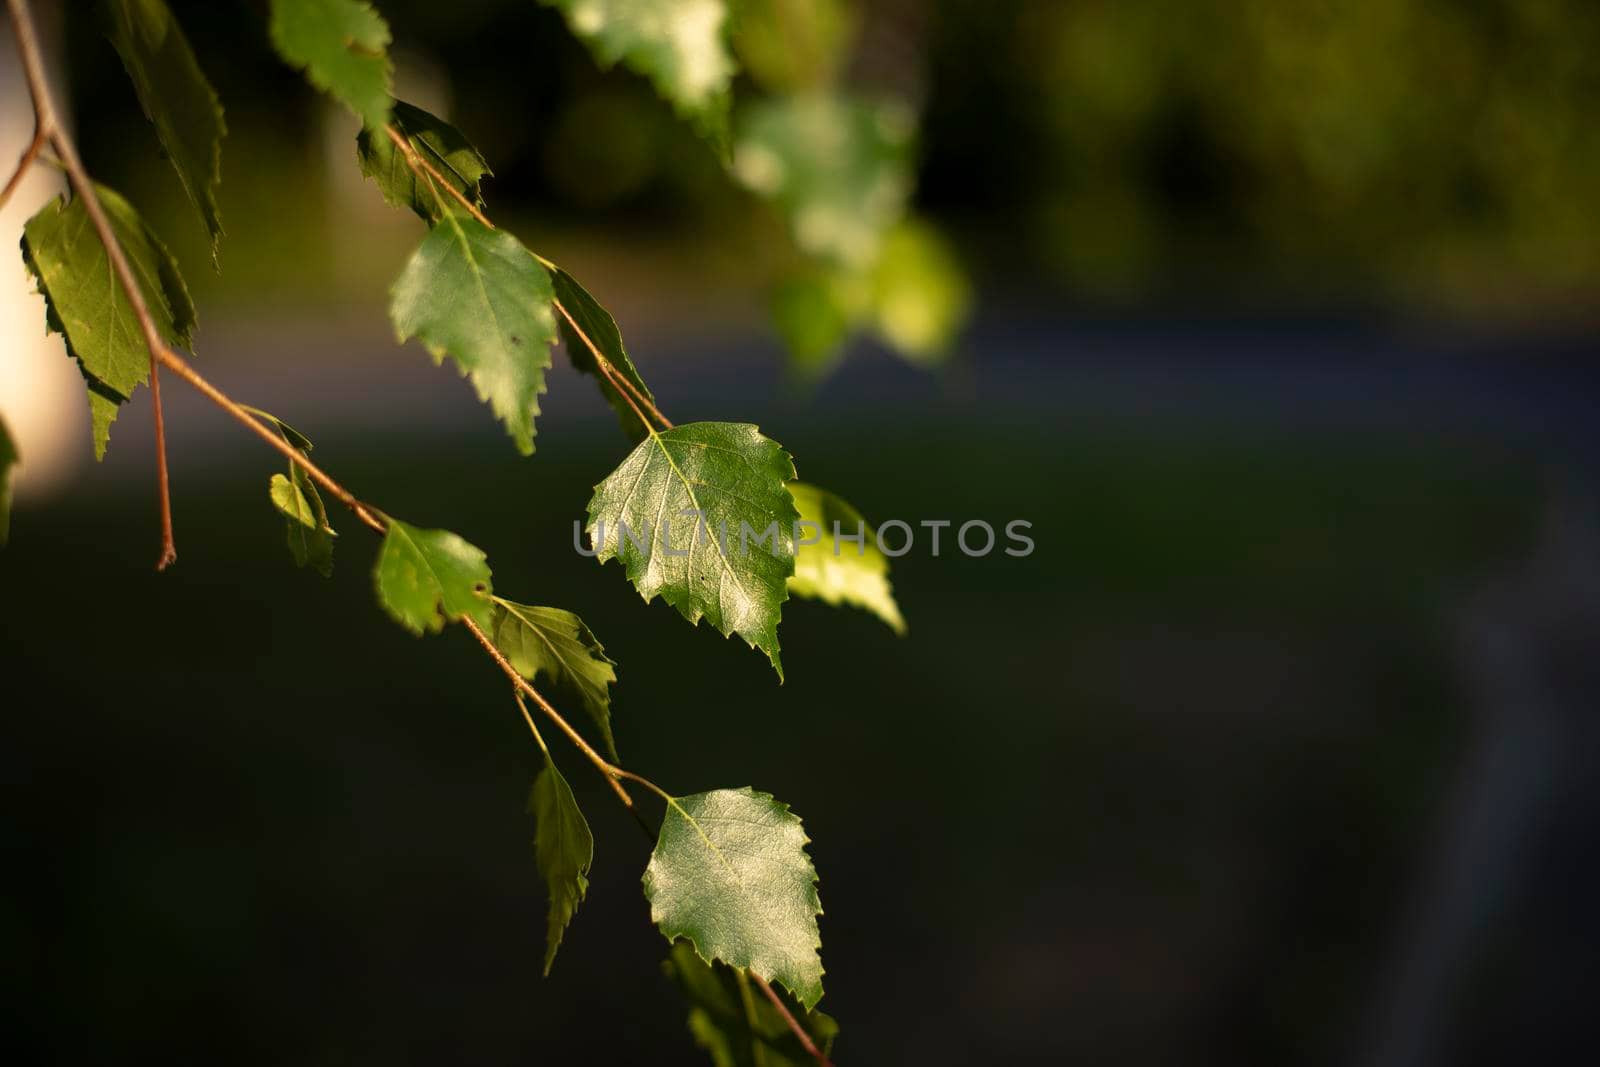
xmin=926 ymin=0 xmax=1600 ymax=309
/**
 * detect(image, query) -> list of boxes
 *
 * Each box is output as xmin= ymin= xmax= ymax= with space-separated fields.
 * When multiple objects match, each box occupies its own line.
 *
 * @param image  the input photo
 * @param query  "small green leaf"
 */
xmin=662 ymin=941 xmax=839 ymax=1067
xmin=540 ymin=0 xmax=735 ymax=147
xmin=770 ymin=271 xmax=863 ymax=382
xmin=586 ymin=422 xmax=799 ymax=679
xmin=644 ymin=788 xmax=824 ymax=1009
xmin=269 ymin=473 xmax=336 ymax=577
xmin=269 ymin=0 xmax=393 ymax=131
xmin=105 ymin=0 xmax=227 ymax=259
xmin=0 ymin=414 xmax=17 ymax=547
xmin=549 ymin=264 xmax=657 ymax=443
xmin=733 ymin=93 xmax=913 ymax=269
xmin=389 ymin=214 xmax=557 ymax=456
xmin=490 ymin=599 xmax=621 ymax=761
xmin=357 ymin=99 xmax=491 ymax=224
xmin=21 ymin=184 xmax=196 ymax=459
xmin=786 ymin=482 xmax=905 ymax=634
xmin=530 ymin=755 xmax=594 ymax=975
xmin=373 ymin=518 xmax=493 ymax=635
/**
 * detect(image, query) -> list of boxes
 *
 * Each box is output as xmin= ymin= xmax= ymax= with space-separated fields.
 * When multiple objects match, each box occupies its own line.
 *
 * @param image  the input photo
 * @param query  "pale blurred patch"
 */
xmin=0 ymin=31 xmax=89 ymax=501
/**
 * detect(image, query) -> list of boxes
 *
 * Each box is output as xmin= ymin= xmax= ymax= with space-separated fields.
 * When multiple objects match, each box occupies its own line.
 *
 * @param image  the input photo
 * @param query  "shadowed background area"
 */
xmin=3 ymin=2 xmax=1599 ymax=1065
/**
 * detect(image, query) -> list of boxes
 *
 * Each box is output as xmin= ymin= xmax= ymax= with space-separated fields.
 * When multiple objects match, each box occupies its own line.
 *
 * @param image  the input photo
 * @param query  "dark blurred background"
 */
xmin=3 ymin=1 xmax=1598 ymax=1064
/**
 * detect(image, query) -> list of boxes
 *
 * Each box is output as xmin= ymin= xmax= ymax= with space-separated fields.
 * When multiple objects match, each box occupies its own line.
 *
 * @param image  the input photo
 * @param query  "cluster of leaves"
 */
xmin=6 ymin=0 xmax=934 ymax=1058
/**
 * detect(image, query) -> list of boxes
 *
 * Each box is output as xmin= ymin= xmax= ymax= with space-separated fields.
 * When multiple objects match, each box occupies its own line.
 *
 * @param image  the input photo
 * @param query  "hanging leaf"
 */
xmin=586 ymin=422 xmax=799 ymax=679
xmin=530 ymin=755 xmax=594 ymax=975
xmin=539 ymin=0 xmax=735 ymax=147
xmin=389 ymin=214 xmax=557 ymax=456
xmin=868 ymin=219 xmax=970 ymax=365
xmin=733 ymin=92 xmax=913 ymax=269
xmin=490 ymin=599 xmax=621 ymax=761
xmin=549 ymin=264 xmax=657 ymax=443
xmin=105 ymin=0 xmax=227 ymax=258
xmin=644 ymin=788 xmax=824 ymax=1009
xmin=786 ymin=482 xmax=905 ymax=634
xmin=21 ymin=183 xmax=196 ymax=459
xmin=662 ymin=941 xmax=839 ymax=1067
xmin=0 ymin=414 xmax=17 ymax=547
xmin=770 ymin=271 xmax=863 ymax=382
xmin=247 ymin=406 xmax=336 ymax=577
xmin=357 ymin=99 xmax=490 ymax=224
xmin=269 ymin=0 xmax=393 ymax=131
xmin=373 ymin=518 xmax=493 ymax=635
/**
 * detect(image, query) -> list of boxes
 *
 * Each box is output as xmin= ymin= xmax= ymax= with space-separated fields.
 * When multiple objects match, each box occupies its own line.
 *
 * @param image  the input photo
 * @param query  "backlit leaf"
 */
xmin=586 ymin=422 xmax=798 ymax=678
xmin=357 ymin=99 xmax=490 ymax=224
xmin=530 ymin=755 xmax=594 ymax=975
xmin=373 ymin=518 xmax=493 ymax=635
xmin=549 ymin=264 xmax=657 ymax=442
xmin=786 ymin=482 xmax=905 ymax=634
xmin=491 ymin=599 xmax=620 ymax=761
xmin=247 ymin=406 xmax=336 ymax=577
xmin=644 ymin=787 xmax=824 ymax=1009
xmin=105 ymin=0 xmax=227 ymax=257
xmin=269 ymin=0 xmax=393 ymax=131
xmin=540 ymin=0 xmax=735 ymax=146
xmin=21 ymin=184 xmax=196 ymax=459
xmin=389 ymin=214 xmax=557 ymax=455
xmin=662 ymin=941 xmax=838 ymax=1067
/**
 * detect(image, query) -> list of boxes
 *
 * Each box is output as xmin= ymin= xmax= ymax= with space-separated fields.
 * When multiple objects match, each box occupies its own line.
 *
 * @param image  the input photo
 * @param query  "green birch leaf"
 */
xmin=490 ymin=599 xmax=621 ymax=761
xmin=733 ymin=93 xmax=913 ymax=269
xmin=269 ymin=0 xmax=393 ymax=131
xmin=105 ymin=0 xmax=226 ymax=258
xmin=389 ymin=214 xmax=557 ymax=456
xmin=643 ymin=788 xmax=824 ymax=1010
xmin=585 ymin=422 xmax=799 ymax=679
xmin=0 ymin=414 xmax=17 ymax=547
xmin=786 ymin=482 xmax=905 ymax=635
xmin=662 ymin=941 xmax=839 ymax=1067
xmin=869 ymin=218 xmax=970 ymax=365
xmin=539 ymin=0 xmax=735 ymax=147
xmin=248 ymin=406 xmax=336 ymax=577
xmin=21 ymin=184 xmax=196 ymax=459
xmin=357 ymin=99 xmax=490 ymax=224
xmin=373 ymin=518 xmax=493 ymax=635
xmin=530 ymin=755 xmax=594 ymax=976
xmin=548 ymin=264 xmax=656 ymax=443
xmin=269 ymin=473 xmax=335 ymax=577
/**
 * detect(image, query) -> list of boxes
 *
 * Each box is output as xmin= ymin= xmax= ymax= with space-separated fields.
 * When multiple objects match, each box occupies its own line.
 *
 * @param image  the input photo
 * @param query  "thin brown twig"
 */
xmin=753 ymin=974 xmax=835 ymax=1067
xmin=6 ymin=0 xmax=176 ymax=568
xmin=460 ymin=612 xmax=635 ymax=807
xmin=0 ymin=120 xmax=44 ymax=213
xmin=384 ymin=123 xmax=674 ymax=434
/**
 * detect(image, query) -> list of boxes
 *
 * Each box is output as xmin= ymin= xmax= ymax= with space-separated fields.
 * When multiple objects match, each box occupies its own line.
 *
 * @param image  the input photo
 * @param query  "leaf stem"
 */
xmin=6 ymin=0 xmax=177 ymax=569
xmin=513 ymin=689 xmax=551 ymax=758
xmin=460 ymin=612 xmax=635 ymax=808
xmin=0 ymin=120 xmax=44 ymax=213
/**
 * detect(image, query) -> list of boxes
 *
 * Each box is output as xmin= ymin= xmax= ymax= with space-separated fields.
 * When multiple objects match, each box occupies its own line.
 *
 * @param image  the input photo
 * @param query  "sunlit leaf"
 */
xmin=530 ymin=754 xmax=593 ymax=975
xmin=549 ymin=264 xmax=657 ymax=442
xmin=105 ymin=0 xmax=227 ymax=257
xmin=869 ymin=219 xmax=970 ymax=365
xmin=786 ymin=482 xmax=905 ymax=634
xmin=269 ymin=0 xmax=393 ymax=130
xmin=389 ymin=214 xmax=557 ymax=455
xmin=541 ymin=0 xmax=735 ymax=147
xmin=21 ymin=184 xmax=196 ymax=459
xmin=662 ymin=941 xmax=838 ymax=1067
xmin=357 ymin=99 xmax=490 ymax=224
xmin=644 ymin=787 xmax=824 ymax=1009
xmin=491 ymin=599 xmax=620 ymax=761
xmin=586 ymin=422 xmax=798 ymax=678
xmin=373 ymin=519 xmax=493 ymax=635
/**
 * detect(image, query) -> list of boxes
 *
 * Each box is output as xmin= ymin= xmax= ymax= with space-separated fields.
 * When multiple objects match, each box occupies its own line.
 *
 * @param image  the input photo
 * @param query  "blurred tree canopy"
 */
xmin=58 ymin=0 xmax=1600 ymax=323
